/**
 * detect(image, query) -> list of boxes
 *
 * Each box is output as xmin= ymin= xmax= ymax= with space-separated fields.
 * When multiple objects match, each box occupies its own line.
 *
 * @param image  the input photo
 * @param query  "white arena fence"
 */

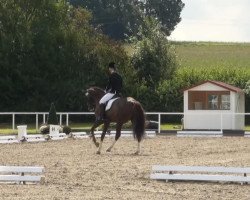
xmin=0 ymin=112 xmax=250 ymax=134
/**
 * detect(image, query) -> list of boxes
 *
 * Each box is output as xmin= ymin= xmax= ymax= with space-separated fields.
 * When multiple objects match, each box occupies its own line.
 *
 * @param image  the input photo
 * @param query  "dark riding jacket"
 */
xmin=106 ymin=72 xmax=123 ymax=94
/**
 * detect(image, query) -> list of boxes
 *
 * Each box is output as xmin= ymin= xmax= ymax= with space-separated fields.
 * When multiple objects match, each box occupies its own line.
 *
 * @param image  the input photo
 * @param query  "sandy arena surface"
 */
xmin=0 ymin=135 xmax=250 ymax=200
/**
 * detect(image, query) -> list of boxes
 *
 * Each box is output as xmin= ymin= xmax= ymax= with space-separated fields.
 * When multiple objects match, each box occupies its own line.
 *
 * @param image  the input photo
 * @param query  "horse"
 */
xmin=85 ymin=86 xmax=145 ymax=154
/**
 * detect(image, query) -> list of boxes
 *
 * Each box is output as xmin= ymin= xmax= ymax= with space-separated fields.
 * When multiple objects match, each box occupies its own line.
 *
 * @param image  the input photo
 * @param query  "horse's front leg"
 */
xmin=97 ymin=121 xmax=110 ymax=154
xmin=90 ymin=122 xmax=100 ymax=147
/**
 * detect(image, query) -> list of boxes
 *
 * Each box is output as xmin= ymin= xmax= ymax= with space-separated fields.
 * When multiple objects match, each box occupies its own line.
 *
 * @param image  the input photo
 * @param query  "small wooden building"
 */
xmin=183 ymin=80 xmax=245 ymax=131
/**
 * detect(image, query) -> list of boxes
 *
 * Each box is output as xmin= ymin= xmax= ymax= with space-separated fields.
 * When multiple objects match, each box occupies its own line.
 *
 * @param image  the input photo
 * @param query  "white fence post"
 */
xmin=66 ymin=114 xmax=69 ymax=126
xmin=12 ymin=114 xmax=15 ymax=130
xmin=158 ymin=114 xmax=161 ymax=133
xmin=220 ymin=113 xmax=223 ymax=132
xmin=43 ymin=114 xmax=46 ymax=124
xmin=59 ymin=114 xmax=62 ymax=125
xmin=36 ymin=114 xmax=38 ymax=131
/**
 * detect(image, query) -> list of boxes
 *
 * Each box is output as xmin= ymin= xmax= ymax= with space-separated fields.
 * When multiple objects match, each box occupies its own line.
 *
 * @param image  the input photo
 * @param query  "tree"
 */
xmin=47 ymin=103 xmax=58 ymax=125
xmin=131 ymin=18 xmax=177 ymax=89
xmin=69 ymin=0 xmax=184 ymax=40
xmin=143 ymin=0 xmax=185 ymax=36
xmin=129 ymin=17 xmax=178 ymax=111
xmin=0 ymin=0 xmax=128 ymax=112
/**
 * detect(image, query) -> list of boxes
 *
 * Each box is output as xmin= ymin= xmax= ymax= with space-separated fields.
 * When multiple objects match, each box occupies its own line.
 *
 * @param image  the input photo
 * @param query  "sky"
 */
xmin=170 ymin=0 xmax=250 ymax=42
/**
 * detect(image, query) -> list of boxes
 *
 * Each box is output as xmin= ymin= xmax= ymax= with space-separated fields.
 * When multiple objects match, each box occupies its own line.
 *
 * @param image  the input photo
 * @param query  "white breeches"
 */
xmin=99 ymin=93 xmax=115 ymax=104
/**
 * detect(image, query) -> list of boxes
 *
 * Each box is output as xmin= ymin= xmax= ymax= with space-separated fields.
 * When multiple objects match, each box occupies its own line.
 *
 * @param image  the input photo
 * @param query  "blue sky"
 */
xmin=170 ymin=0 xmax=250 ymax=42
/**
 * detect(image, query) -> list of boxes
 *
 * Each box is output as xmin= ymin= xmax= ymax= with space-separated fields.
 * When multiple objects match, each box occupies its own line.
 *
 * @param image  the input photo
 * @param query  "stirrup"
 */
xmin=95 ymin=118 xmax=105 ymax=124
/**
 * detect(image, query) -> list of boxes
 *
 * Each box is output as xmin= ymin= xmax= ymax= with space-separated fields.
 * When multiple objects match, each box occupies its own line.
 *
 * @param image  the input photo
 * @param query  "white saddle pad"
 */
xmin=106 ymin=98 xmax=119 ymax=111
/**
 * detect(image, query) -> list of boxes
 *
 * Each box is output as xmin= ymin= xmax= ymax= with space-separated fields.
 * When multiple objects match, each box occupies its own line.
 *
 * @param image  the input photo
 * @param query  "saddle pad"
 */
xmin=106 ymin=98 xmax=119 ymax=111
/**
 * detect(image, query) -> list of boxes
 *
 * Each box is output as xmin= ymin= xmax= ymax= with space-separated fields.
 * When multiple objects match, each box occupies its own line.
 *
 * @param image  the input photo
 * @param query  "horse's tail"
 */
xmin=132 ymin=102 xmax=145 ymax=142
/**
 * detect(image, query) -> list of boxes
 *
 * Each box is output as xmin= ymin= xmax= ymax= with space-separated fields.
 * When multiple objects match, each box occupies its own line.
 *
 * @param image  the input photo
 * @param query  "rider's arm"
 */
xmin=105 ymin=76 xmax=112 ymax=92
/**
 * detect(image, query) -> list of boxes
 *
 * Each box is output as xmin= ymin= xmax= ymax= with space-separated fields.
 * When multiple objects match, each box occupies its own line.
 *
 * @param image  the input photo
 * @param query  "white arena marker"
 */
xmin=17 ymin=125 xmax=27 ymax=141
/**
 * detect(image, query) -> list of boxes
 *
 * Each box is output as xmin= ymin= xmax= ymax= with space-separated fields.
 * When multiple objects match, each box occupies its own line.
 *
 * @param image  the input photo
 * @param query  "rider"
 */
xmin=96 ymin=62 xmax=123 ymax=124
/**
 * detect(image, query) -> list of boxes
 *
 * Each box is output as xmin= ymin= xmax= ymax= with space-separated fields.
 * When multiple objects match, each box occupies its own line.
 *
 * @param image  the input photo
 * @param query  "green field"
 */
xmin=125 ymin=41 xmax=250 ymax=68
xmin=172 ymin=41 xmax=250 ymax=68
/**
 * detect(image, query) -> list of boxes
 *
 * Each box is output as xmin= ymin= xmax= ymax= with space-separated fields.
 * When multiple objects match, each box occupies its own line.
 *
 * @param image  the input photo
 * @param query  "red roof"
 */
xmin=183 ymin=80 xmax=243 ymax=93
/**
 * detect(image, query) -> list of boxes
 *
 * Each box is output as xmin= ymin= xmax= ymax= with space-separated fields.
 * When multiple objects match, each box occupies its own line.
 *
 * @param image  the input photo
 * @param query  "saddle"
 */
xmin=105 ymin=94 xmax=121 ymax=111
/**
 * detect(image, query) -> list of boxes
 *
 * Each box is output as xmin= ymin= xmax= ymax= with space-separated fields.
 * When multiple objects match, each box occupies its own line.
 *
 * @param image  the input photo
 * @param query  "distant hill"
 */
xmin=172 ymin=41 xmax=250 ymax=68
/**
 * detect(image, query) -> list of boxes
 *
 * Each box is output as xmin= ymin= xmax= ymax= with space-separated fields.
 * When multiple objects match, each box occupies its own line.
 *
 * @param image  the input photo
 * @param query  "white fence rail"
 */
xmin=0 ymin=112 xmax=183 ymax=133
xmin=0 ymin=112 xmax=249 ymax=133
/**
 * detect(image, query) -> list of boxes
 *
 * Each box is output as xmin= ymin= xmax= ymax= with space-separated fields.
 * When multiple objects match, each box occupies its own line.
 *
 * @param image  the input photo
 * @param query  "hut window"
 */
xmin=188 ymin=91 xmax=230 ymax=110
xmin=221 ymin=94 xmax=230 ymax=110
xmin=208 ymin=95 xmax=219 ymax=109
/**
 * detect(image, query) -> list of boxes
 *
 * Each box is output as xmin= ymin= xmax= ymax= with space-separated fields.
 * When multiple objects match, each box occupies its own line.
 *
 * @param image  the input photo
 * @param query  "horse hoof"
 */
xmin=95 ymin=142 xmax=99 ymax=147
xmin=106 ymin=148 xmax=111 ymax=152
xmin=96 ymin=151 xmax=101 ymax=155
xmin=134 ymin=151 xmax=140 ymax=155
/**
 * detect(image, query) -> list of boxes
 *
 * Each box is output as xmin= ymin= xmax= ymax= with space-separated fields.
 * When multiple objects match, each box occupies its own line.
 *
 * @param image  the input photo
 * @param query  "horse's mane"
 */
xmin=90 ymin=86 xmax=105 ymax=93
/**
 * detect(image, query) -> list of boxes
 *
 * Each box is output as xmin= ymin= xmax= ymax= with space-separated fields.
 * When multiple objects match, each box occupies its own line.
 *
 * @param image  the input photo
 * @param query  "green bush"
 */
xmin=62 ymin=126 xmax=72 ymax=135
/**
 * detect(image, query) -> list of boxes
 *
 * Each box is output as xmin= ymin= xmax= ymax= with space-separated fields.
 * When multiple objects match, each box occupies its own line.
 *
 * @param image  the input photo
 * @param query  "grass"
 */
xmin=0 ymin=123 xmax=93 ymax=135
xmin=1 ymin=123 xmax=250 ymax=135
xmin=172 ymin=41 xmax=250 ymax=68
xmin=124 ymin=41 xmax=250 ymax=69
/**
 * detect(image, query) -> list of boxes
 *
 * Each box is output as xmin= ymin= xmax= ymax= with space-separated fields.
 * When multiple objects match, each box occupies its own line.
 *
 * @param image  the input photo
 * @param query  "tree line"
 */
xmin=0 ymin=0 xmax=184 ymax=112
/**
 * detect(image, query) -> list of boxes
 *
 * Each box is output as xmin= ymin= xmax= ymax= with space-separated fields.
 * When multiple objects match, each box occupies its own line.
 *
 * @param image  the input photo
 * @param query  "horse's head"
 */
xmin=85 ymin=87 xmax=105 ymax=111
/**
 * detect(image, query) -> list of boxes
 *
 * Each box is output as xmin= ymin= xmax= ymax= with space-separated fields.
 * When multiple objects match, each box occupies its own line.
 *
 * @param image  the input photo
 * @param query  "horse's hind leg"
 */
xmin=106 ymin=123 xmax=122 ymax=152
xmin=134 ymin=142 xmax=141 ymax=155
xmin=96 ymin=121 xmax=110 ymax=154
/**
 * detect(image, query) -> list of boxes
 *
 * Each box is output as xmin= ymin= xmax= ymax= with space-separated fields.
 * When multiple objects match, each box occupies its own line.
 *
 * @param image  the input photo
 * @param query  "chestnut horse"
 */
xmin=85 ymin=87 xmax=145 ymax=154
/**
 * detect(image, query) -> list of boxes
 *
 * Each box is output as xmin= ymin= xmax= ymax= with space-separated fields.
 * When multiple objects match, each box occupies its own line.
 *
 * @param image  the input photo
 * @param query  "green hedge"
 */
xmin=156 ymin=66 xmax=250 ymax=113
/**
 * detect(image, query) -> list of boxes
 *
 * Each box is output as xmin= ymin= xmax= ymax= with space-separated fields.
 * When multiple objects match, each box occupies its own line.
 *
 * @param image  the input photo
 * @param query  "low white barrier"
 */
xmin=24 ymin=134 xmax=47 ymax=142
xmin=0 ymin=135 xmax=19 ymax=144
xmin=0 ymin=166 xmax=45 ymax=184
xmin=177 ymin=131 xmax=223 ymax=137
xmin=150 ymin=165 xmax=250 ymax=184
xmin=245 ymin=132 xmax=250 ymax=137
xmin=70 ymin=130 xmax=156 ymax=139
xmin=70 ymin=132 xmax=88 ymax=139
xmin=0 ymin=125 xmax=156 ymax=144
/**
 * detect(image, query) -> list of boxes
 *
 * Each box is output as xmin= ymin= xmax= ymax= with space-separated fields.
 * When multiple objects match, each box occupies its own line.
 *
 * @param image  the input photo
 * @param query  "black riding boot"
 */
xmin=96 ymin=103 xmax=106 ymax=124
